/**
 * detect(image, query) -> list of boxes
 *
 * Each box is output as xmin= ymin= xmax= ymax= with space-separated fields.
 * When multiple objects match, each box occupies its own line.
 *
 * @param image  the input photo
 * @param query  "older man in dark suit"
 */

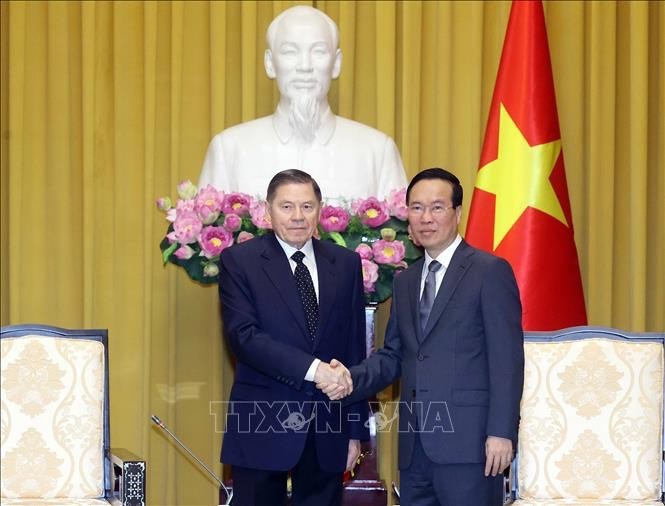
xmin=321 ymin=168 xmax=524 ymax=505
xmin=218 ymin=169 xmax=368 ymax=506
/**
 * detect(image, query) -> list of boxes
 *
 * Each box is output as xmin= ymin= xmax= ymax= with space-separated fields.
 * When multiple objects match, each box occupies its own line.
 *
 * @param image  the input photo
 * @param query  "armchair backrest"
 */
xmin=1 ymin=324 xmax=111 ymax=500
xmin=514 ymin=326 xmax=664 ymax=502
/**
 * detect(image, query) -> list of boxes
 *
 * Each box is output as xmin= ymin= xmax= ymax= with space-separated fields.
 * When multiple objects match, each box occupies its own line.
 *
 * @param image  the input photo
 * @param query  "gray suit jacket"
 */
xmin=348 ymin=240 xmax=524 ymax=469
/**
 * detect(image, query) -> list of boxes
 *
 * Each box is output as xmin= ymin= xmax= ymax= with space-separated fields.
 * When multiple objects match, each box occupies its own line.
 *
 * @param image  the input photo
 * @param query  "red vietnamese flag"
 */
xmin=465 ymin=0 xmax=586 ymax=330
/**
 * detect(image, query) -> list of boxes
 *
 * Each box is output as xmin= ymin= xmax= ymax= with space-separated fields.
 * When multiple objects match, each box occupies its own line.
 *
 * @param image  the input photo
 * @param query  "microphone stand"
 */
xmin=151 ymin=415 xmax=233 ymax=505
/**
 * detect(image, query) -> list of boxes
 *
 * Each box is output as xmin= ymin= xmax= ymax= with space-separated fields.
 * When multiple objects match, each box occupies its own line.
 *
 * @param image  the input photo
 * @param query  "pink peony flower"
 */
xmin=223 ymin=213 xmax=242 ymax=232
xmin=156 ymin=197 xmax=172 ymax=212
xmin=355 ymin=243 xmax=373 ymax=260
xmin=372 ymin=240 xmax=406 ymax=265
xmin=203 ymin=262 xmax=220 ymax=277
xmin=249 ymin=199 xmax=272 ymax=229
xmin=223 ymin=192 xmax=252 ymax=216
xmin=177 ymin=180 xmax=198 ymax=200
xmin=176 ymin=198 xmax=196 ymax=215
xmin=387 ymin=188 xmax=408 ymax=220
xmin=173 ymin=212 xmax=203 ymax=244
xmin=319 ymin=206 xmax=350 ymax=232
xmin=195 ymin=186 xmax=224 ymax=225
xmin=166 ymin=208 xmax=177 ymax=223
xmin=237 ymin=231 xmax=255 ymax=243
xmin=199 ymin=226 xmax=234 ymax=258
xmin=174 ymin=245 xmax=195 ymax=260
xmin=356 ymin=197 xmax=390 ymax=228
xmin=361 ymin=259 xmax=379 ymax=293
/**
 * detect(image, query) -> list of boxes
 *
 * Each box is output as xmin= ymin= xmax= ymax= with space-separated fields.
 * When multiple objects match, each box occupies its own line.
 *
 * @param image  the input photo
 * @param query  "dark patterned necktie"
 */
xmin=291 ymin=251 xmax=319 ymax=340
xmin=419 ymin=260 xmax=442 ymax=331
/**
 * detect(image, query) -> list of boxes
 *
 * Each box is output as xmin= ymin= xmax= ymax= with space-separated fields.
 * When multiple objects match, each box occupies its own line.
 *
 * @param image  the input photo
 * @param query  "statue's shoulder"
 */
xmin=334 ymin=115 xmax=393 ymax=142
xmin=211 ymin=115 xmax=274 ymax=145
xmin=335 ymin=116 xmax=388 ymax=140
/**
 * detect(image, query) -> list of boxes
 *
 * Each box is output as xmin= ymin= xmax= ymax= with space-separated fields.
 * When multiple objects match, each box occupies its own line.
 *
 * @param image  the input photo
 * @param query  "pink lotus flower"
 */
xmin=237 ymin=231 xmax=255 ymax=243
xmin=174 ymin=245 xmax=195 ymax=260
xmin=387 ymin=188 xmax=408 ymax=220
xmin=156 ymin=197 xmax=172 ymax=212
xmin=223 ymin=213 xmax=242 ymax=232
xmin=356 ymin=197 xmax=390 ymax=228
xmin=361 ymin=259 xmax=379 ymax=293
xmin=372 ymin=240 xmax=406 ymax=265
xmin=355 ymin=244 xmax=373 ymax=260
xmin=223 ymin=192 xmax=252 ymax=216
xmin=319 ymin=206 xmax=350 ymax=232
xmin=177 ymin=180 xmax=198 ymax=200
xmin=166 ymin=208 xmax=177 ymax=223
xmin=175 ymin=198 xmax=196 ymax=215
xmin=195 ymin=186 xmax=224 ymax=224
xmin=173 ymin=212 xmax=203 ymax=244
xmin=199 ymin=226 xmax=233 ymax=258
xmin=250 ymin=199 xmax=272 ymax=229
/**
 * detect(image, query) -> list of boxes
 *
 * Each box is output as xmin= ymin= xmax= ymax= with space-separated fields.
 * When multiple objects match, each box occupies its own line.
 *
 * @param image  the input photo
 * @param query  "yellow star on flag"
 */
xmin=475 ymin=103 xmax=567 ymax=250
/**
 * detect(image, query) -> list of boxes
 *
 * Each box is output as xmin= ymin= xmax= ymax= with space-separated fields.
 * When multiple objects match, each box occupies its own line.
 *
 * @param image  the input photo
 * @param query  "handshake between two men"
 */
xmin=313 ymin=359 xmax=353 ymax=401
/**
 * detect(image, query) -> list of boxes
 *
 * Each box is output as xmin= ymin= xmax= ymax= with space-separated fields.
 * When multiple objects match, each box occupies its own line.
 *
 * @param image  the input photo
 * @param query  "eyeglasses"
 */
xmin=408 ymin=203 xmax=456 ymax=216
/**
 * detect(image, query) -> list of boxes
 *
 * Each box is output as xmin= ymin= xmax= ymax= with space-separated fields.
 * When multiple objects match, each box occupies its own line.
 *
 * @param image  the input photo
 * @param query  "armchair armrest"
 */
xmin=109 ymin=448 xmax=146 ymax=506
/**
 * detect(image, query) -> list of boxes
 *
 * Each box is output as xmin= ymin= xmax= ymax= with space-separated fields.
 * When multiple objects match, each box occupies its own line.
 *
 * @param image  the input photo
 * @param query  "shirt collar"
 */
xmin=274 ymin=234 xmax=315 ymax=262
xmin=272 ymin=103 xmax=336 ymax=146
xmin=423 ymin=234 xmax=462 ymax=273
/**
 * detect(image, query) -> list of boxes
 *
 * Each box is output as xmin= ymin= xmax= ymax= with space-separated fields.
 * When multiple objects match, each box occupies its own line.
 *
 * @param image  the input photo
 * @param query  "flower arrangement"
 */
xmin=157 ymin=181 xmax=422 ymax=303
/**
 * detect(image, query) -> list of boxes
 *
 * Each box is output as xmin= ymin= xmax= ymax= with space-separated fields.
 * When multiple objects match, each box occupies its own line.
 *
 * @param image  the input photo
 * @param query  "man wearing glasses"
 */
xmin=320 ymin=168 xmax=525 ymax=505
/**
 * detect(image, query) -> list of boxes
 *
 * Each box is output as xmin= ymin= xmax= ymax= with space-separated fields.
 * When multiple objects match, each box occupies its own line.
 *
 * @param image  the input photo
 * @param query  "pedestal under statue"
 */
xmin=198 ymin=5 xmax=407 ymax=203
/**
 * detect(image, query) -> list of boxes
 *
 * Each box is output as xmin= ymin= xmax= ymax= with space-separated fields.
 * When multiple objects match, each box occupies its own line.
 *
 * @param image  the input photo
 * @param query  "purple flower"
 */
xmin=223 ymin=213 xmax=242 ymax=232
xmin=173 ymin=212 xmax=203 ymax=244
xmin=361 ymin=259 xmax=379 ymax=293
xmin=372 ymin=240 xmax=406 ymax=265
xmin=156 ymin=197 xmax=172 ymax=212
xmin=237 ymin=231 xmax=255 ymax=243
xmin=174 ymin=245 xmax=195 ymax=260
xmin=387 ymin=188 xmax=408 ymax=220
xmin=198 ymin=226 xmax=233 ymax=258
xmin=195 ymin=185 xmax=224 ymax=225
xmin=319 ymin=205 xmax=350 ymax=232
xmin=356 ymin=197 xmax=390 ymax=228
xmin=249 ymin=199 xmax=271 ymax=229
xmin=355 ymin=244 xmax=373 ymax=260
xmin=223 ymin=192 xmax=252 ymax=216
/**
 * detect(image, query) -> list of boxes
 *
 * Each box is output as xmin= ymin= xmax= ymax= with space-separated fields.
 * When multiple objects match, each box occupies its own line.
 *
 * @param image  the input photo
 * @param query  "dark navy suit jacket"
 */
xmin=219 ymin=232 xmax=369 ymax=472
xmin=348 ymin=240 xmax=524 ymax=469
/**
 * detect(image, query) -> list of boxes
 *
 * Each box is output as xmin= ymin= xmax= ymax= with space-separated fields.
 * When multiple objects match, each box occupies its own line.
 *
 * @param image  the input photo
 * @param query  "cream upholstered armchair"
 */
xmin=1 ymin=324 xmax=146 ymax=505
xmin=507 ymin=326 xmax=665 ymax=505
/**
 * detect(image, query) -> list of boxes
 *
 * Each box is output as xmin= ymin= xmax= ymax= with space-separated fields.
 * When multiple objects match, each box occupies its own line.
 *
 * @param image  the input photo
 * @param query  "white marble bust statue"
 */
xmin=198 ymin=5 xmax=407 ymax=202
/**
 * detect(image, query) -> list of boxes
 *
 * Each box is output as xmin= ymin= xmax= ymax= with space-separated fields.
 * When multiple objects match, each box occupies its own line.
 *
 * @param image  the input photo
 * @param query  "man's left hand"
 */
xmin=346 ymin=439 xmax=361 ymax=473
xmin=484 ymin=436 xmax=513 ymax=476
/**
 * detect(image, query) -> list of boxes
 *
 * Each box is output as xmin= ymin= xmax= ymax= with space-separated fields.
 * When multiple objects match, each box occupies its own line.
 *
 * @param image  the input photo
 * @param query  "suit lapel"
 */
xmin=261 ymin=234 xmax=312 ymax=346
xmin=313 ymin=240 xmax=336 ymax=350
xmin=422 ymin=241 xmax=474 ymax=341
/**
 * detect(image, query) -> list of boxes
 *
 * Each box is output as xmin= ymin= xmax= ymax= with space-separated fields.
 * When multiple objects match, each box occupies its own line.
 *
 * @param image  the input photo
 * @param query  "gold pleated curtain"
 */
xmin=1 ymin=1 xmax=663 ymax=505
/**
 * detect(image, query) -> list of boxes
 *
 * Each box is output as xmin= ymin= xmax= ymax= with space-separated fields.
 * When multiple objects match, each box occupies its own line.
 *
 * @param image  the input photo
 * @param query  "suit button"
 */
xmin=417 ymin=354 xmax=424 ymax=361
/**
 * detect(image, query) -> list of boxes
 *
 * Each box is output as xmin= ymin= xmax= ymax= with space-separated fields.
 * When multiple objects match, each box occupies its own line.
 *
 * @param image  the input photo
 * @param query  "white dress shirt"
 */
xmin=420 ymin=234 xmax=463 ymax=298
xmin=274 ymin=235 xmax=321 ymax=381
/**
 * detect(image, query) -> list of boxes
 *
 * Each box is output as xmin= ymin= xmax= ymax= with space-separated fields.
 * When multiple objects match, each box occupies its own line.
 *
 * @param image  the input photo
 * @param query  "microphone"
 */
xmin=151 ymin=414 xmax=233 ymax=505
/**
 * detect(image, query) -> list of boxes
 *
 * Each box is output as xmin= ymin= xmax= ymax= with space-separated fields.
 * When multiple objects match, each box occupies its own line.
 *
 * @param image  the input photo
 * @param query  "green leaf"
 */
xmin=328 ymin=232 xmax=346 ymax=247
xmin=162 ymin=241 xmax=178 ymax=264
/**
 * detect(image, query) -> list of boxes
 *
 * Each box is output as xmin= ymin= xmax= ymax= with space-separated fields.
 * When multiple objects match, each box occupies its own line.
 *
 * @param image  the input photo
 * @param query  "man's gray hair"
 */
xmin=266 ymin=6 xmax=339 ymax=50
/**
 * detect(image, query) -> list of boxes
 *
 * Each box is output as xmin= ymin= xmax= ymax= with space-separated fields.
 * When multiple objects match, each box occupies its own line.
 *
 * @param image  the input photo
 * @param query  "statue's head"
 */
xmin=264 ymin=6 xmax=342 ymax=107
